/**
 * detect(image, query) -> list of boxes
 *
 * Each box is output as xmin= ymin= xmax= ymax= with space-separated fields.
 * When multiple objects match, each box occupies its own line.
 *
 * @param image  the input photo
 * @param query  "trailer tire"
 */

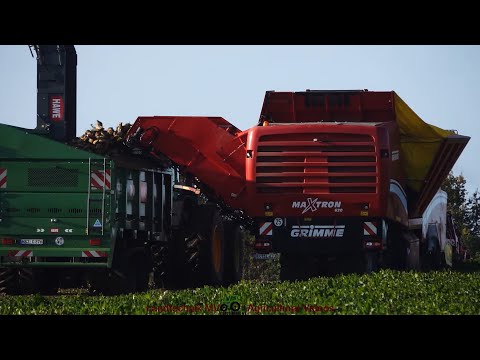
xmin=0 ymin=268 xmax=18 ymax=295
xmin=35 ymin=269 xmax=59 ymax=295
xmin=90 ymin=252 xmax=138 ymax=295
xmin=223 ymin=221 xmax=244 ymax=286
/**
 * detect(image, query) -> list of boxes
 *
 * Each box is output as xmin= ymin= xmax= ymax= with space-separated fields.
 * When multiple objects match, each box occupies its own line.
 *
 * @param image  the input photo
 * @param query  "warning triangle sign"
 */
xmin=93 ymin=219 xmax=102 ymax=227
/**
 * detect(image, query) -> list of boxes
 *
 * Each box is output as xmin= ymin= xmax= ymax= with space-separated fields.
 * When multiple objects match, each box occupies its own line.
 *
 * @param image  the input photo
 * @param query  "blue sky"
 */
xmin=0 ymin=45 xmax=478 ymax=194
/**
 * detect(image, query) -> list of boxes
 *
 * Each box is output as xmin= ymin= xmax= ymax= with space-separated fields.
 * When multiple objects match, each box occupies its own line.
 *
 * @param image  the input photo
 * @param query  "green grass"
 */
xmin=1 ymin=269 xmax=480 ymax=315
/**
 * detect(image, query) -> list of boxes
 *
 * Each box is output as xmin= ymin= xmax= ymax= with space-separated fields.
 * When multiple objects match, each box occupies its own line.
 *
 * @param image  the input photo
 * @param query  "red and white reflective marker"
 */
xmin=82 ymin=251 xmax=107 ymax=258
xmin=0 ymin=168 xmax=7 ymax=189
xmin=259 ymin=222 xmax=273 ymax=236
xmin=91 ymin=170 xmax=111 ymax=190
xmin=8 ymin=250 xmax=33 ymax=257
xmin=363 ymin=221 xmax=377 ymax=236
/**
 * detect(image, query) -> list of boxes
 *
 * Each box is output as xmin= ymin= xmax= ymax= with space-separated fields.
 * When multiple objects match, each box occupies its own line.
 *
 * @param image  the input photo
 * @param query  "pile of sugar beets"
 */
xmin=70 ymin=120 xmax=132 ymax=155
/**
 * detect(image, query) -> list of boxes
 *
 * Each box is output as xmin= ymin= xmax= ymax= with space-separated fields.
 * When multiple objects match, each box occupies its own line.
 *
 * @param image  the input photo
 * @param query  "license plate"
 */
xmin=253 ymin=253 xmax=278 ymax=260
xmin=20 ymin=239 xmax=44 ymax=245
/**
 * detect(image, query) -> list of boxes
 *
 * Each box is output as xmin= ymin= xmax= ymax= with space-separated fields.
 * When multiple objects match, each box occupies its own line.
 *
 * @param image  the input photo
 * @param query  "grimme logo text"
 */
xmin=290 ymin=225 xmax=345 ymax=238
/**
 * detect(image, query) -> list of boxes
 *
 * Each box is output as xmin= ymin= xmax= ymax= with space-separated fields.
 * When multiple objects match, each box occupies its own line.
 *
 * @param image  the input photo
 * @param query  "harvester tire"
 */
xmin=223 ymin=221 xmax=244 ymax=286
xmin=158 ymin=195 xmax=201 ymax=289
xmin=196 ymin=204 xmax=225 ymax=286
xmin=134 ymin=251 xmax=150 ymax=293
xmin=160 ymin=229 xmax=201 ymax=289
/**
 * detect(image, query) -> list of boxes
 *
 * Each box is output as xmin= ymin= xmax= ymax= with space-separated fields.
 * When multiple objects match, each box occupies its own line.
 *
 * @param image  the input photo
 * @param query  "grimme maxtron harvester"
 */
xmin=126 ymin=90 xmax=469 ymax=279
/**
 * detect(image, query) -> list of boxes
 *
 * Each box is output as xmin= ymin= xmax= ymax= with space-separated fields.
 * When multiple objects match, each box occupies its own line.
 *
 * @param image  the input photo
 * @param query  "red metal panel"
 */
xmin=126 ymin=116 xmax=391 ymax=218
xmin=244 ymin=123 xmax=387 ymax=217
xmin=126 ymin=116 xmax=249 ymax=209
xmin=259 ymin=91 xmax=395 ymax=124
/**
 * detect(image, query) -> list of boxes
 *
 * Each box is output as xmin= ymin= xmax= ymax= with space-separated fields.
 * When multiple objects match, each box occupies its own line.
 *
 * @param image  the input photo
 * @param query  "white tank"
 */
xmin=422 ymin=189 xmax=447 ymax=251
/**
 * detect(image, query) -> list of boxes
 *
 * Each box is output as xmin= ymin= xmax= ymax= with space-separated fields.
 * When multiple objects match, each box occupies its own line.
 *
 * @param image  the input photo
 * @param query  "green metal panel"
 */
xmin=0 ymin=161 xmax=89 ymax=193
xmin=0 ymin=137 xmax=115 ymax=268
xmin=0 ymin=217 xmax=109 ymax=237
xmin=0 ymin=124 xmax=104 ymax=160
xmin=0 ymin=127 xmax=174 ymax=271
xmin=0 ymin=263 xmax=108 ymax=268
xmin=0 ymin=247 xmax=110 ymax=256
xmin=1 ymin=192 xmax=90 ymax=218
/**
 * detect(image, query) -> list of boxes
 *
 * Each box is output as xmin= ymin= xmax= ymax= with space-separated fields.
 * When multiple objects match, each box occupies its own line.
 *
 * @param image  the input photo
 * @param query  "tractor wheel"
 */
xmin=134 ymin=250 xmax=150 ymax=293
xmin=196 ymin=205 xmax=225 ymax=286
xmin=151 ymin=241 xmax=168 ymax=289
xmin=158 ymin=229 xmax=201 ymax=289
xmin=223 ymin=221 xmax=244 ymax=286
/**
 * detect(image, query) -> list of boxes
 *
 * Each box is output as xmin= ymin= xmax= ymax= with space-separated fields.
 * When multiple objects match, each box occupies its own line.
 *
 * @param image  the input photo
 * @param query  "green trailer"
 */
xmin=0 ymin=124 xmax=243 ymax=294
xmin=0 ymin=45 xmax=244 ymax=295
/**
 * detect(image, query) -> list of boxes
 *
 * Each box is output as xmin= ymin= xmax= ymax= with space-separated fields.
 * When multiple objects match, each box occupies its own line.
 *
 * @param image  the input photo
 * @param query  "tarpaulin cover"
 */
xmin=394 ymin=93 xmax=453 ymax=192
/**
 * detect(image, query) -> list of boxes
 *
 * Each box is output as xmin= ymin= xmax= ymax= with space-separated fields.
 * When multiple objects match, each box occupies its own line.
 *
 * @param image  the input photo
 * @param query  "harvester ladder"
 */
xmin=86 ymin=158 xmax=107 ymax=236
xmin=86 ymin=158 xmax=91 ymax=235
xmin=101 ymin=158 xmax=106 ymax=235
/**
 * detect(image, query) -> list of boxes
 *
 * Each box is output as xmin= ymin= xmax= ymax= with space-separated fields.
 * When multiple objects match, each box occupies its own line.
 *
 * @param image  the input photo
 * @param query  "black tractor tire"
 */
xmin=156 ymin=194 xmax=201 ymax=290
xmin=223 ymin=221 xmax=244 ymax=286
xmin=196 ymin=204 xmax=225 ymax=286
xmin=134 ymin=250 xmax=150 ymax=293
xmin=0 ymin=268 xmax=18 ymax=295
xmin=161 ymin=229 xmax=201 ymax=289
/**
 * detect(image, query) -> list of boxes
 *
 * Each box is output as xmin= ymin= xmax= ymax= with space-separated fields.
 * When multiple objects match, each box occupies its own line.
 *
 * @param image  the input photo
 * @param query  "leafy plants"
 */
xmin=1 ymin=270 xmax=479 ymax=315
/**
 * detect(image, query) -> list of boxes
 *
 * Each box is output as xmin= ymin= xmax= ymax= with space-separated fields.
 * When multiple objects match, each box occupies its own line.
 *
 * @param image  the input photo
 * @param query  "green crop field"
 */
xmin=1 ymin=270 xmax=480 ymax=315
